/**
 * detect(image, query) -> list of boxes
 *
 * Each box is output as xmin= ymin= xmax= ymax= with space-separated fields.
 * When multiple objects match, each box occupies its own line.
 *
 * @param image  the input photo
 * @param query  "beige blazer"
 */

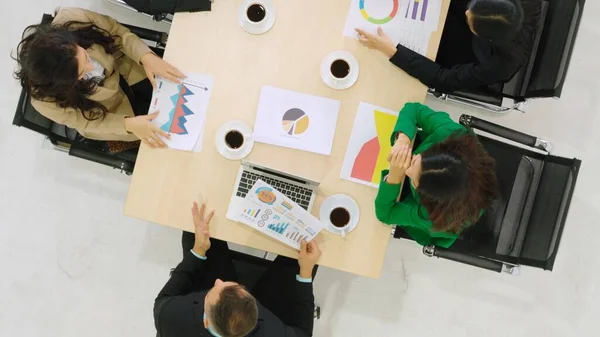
xmin=31 ymin=7 xmax=153 ymax=141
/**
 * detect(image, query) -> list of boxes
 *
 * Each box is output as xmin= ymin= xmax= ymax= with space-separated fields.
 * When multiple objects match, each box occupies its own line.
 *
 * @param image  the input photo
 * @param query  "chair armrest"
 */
xmin=69 ymin=144 xmax=135 ymax=173
xmin=122 ymin=23 xmax=167 ymax=45
xmin=423 ymin=246 xmax=503 ymax=273
xmin=459 ymin=115 xmax=545 ymax=150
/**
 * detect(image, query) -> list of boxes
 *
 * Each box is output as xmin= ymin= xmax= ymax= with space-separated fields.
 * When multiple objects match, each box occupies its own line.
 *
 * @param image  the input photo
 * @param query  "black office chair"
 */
xmin=12 ymin=13 xmax=168 ymax=175
xmin=392 ymin=115 xmax=581 ymax=275
xmin=431 ymin=0 xmax=586 ymax=113
xmin=104 ymin=0 xmax=173 ymax=24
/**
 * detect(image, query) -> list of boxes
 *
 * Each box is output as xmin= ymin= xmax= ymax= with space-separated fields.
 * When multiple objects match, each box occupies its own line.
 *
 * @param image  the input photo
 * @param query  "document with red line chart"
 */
xmin=149 ymin=73 xmax=214 ymax=151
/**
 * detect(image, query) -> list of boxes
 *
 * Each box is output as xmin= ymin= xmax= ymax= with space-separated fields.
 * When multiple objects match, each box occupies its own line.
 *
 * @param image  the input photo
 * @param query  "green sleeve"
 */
xmin=390 ymin=102 xmax=465 ymax=145
xmin=374 ymin=170 xmax=423 ymax=227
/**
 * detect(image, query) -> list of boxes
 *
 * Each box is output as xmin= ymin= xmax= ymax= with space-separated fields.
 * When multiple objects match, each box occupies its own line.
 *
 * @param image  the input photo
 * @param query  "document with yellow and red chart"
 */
xmin=234 ymin=180 xmax=325 ymax=250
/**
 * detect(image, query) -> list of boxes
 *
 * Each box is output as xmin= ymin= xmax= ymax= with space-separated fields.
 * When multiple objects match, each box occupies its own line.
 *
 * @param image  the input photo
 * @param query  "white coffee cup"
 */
xmin=319 ymin=194 xmax=360 ymax=238
xmin=329 ymin=58 xmax=351 ymax=82
xmin=245 ymin=2 xmax=268 ymax=24
xmin=224 ymin=129 xmax=245 ymax=152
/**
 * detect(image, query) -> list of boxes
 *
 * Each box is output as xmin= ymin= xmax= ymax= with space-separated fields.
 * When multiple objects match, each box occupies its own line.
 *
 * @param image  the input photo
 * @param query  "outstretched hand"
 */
xmin=124 ymin=111 xmax=170 ymax=149
xmin=355 ymin=27 xmax=397 ymax=57
xmin=191 ymin=202 xmax=215 ymax=257
xmin=141 ymin=53 xmax=185 ymax=88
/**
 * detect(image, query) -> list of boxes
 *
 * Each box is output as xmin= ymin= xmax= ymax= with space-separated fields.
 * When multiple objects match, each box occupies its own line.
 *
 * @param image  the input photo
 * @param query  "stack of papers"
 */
xmin=233 ymin=180 xmax=325 ymax=250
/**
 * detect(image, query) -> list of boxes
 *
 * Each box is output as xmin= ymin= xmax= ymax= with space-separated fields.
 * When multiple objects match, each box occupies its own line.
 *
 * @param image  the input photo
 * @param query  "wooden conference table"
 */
xmin=125 ymin=0 xmax=450 ymax=278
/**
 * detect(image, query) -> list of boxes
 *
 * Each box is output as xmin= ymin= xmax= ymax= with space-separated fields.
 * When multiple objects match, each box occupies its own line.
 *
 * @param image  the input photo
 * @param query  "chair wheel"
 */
xmin=314 ymin=306 xmax=321 ymax=319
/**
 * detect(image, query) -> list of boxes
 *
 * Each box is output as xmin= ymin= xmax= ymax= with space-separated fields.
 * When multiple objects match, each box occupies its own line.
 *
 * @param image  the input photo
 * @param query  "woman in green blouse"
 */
xmin=375 ymin=102 xmax=499 ymax=248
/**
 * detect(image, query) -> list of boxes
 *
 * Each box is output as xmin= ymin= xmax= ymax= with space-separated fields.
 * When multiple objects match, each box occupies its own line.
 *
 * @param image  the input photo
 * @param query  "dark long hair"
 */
xmin=14 ymin=21 xmax=119 ymax=120
xmin=468 ymin=0 xmax=524 ymax=45
xmin=417 ymin=133 xmax=499 ymax=233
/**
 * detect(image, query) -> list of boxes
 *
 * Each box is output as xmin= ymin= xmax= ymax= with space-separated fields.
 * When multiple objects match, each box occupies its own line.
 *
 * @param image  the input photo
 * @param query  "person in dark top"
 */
xmin=355 ymin=0 xmax=542 ymax=93
xmin=124 ymin=0 xmax=212 ymax=15
xmin=154 ymin=202 xmax=321 ymax=337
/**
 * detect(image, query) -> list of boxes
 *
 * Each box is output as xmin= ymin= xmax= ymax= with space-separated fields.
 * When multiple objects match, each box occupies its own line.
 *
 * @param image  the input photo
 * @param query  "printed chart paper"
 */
xmin=341 ymin=102 xmax=399 ymax=188
xmin=235 ymin=180 xmax=325 ymax=250
xmin=149 ymin=73 xmax=214 ymax=151
xmin=343 ymin=0 xmax=442 ymax=56
xmin=253 ymin=86 xmax=341 ymax=155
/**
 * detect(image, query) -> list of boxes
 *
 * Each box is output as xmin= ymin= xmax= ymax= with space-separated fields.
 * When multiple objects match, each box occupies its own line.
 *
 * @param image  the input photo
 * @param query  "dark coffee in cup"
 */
xmin=330 ymin=207 xmax=350 ymax=228
xmin=330 ymin=59 xmax=350 ymax=79
xmin=225 ymin=130 xmax=244 ymax=150
xmin=247 ymin=4 xmax=267 ymax=23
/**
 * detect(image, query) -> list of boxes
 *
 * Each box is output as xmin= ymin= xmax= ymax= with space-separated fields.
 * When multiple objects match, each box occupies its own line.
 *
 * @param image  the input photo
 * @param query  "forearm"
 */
xmin=375 ymin=170 xmax=404 ymax=223
xmin=287 ymin=281 xmax=315 ymax=336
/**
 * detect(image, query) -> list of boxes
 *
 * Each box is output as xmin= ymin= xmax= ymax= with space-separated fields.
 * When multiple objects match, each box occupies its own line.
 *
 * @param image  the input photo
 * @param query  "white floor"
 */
xmin=1 ymin=1 xmax=599 ymax=336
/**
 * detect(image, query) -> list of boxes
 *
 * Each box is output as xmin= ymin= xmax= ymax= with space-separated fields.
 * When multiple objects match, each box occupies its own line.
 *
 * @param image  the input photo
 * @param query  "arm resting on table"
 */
xmin=389 ymin=44 xmax=508 ymax=93
xmin=391 ymin=102 xmax=462 ymax=146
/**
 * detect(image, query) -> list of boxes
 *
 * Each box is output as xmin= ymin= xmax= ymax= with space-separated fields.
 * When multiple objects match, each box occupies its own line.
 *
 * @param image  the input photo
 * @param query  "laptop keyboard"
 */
xmin=236 ymin=170 xmax=312 ymax=210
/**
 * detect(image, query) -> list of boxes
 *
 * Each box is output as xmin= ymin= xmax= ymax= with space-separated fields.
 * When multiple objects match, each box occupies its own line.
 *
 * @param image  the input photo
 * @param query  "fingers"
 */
xmin=155 ymin=127 xmax=171 ymax=140
xmin=199 ymin=203 xmax=206 ymax=220
xmin=377 ymin=26 xmax=385 ymax=36
xmin=206 ymin=210 xmax=215 ymax=225
xmin=300 ymin=239 xmax=307 ymax=253
xmin=145 ymin=111 xmax=160 ymax=120
xmin=404 ymin=148 xmax=413 ymax=167
xmin=163 ymin=73 xmax=182 ymax=84
xmin=192 ymin=202 xmax=200 ymax=225
xmin=307 ymin=240 xmax=318 ymax=252
xmin=142 ymin=137 xmax=156 ymax=149
xmin=354 ymin=28 xmax=366 ymax=37
xmin=150 ymin=133 xmax=167 ymax=148
xmin=167 ymin=65 xmax=186 ymax=79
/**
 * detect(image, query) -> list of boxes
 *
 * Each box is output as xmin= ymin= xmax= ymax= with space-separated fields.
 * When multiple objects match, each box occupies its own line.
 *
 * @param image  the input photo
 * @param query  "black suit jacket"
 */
xmin=154 ymin=252 xmax=315 ymax=337
xmin=390 ymin=0 xmax=542 ymax=92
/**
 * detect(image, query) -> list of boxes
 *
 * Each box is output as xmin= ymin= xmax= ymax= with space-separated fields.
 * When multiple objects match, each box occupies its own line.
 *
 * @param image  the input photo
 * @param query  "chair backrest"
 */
xmin=501 ymin=0 xmax=550 ymax=99
xmin=524 ymin=0 xmax=586 ymax=99
xmin=458 ymin=134 xmax=581 ymax=271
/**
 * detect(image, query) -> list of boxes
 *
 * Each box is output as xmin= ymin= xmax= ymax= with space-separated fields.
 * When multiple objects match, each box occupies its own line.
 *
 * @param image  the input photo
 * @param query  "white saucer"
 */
xmin=320 ymin=51 xmax=360 ymax=90
xmin=319 ymin=194 xmax=360 ymax=237
xmin=216 ymin=121 xmax=254 ymax=160
xmin=238 ymin=0 xmax=276 ymax=35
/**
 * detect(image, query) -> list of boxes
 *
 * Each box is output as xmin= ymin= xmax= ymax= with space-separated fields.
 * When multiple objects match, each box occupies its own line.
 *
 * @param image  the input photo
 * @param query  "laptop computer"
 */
xmin=226 ymin=161 xmax=320 ymax=221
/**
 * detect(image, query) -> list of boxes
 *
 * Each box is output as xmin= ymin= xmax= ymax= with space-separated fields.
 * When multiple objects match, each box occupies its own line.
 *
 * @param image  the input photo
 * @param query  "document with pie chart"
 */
xmin=342 ymin=0 xmax=443 ymax=56
xmin=253 ymin=86 xmax=341 ymax=155
xmin=341 ymin=102 xmax=399 ymax=188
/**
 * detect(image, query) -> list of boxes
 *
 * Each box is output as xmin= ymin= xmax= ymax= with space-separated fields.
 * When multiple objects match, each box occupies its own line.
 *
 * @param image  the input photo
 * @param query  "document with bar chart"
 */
xmin=234 ymin=180 xmax=325 ymax=250
xmin=343 ymin=0 xmax=443 ymax=56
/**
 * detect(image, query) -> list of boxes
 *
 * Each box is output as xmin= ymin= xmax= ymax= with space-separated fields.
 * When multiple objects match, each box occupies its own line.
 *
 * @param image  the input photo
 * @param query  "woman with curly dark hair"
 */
xmin=375 ymin=103 xmax=499 ymax=248
xmin=14 ymin=7 xmax=185 ymax=147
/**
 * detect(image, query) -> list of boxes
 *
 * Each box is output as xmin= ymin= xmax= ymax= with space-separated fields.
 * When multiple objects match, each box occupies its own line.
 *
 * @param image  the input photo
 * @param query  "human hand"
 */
xmin=387 ymin=144 xmax=412 ymax=184
xmin=140 ymin=53 xmax=185 ymax=88
xmin=298 ymin=240 xmax=322 ymax=279
xmin=355 ymin=27 xmax=397 ymax=58
xmin=124 ymin=111 xmax=170 ymax=148
xmin=394 ymin=133 xmax=411 ymax=147
xmin=191 ymin=202 xmax=215 ymax=257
